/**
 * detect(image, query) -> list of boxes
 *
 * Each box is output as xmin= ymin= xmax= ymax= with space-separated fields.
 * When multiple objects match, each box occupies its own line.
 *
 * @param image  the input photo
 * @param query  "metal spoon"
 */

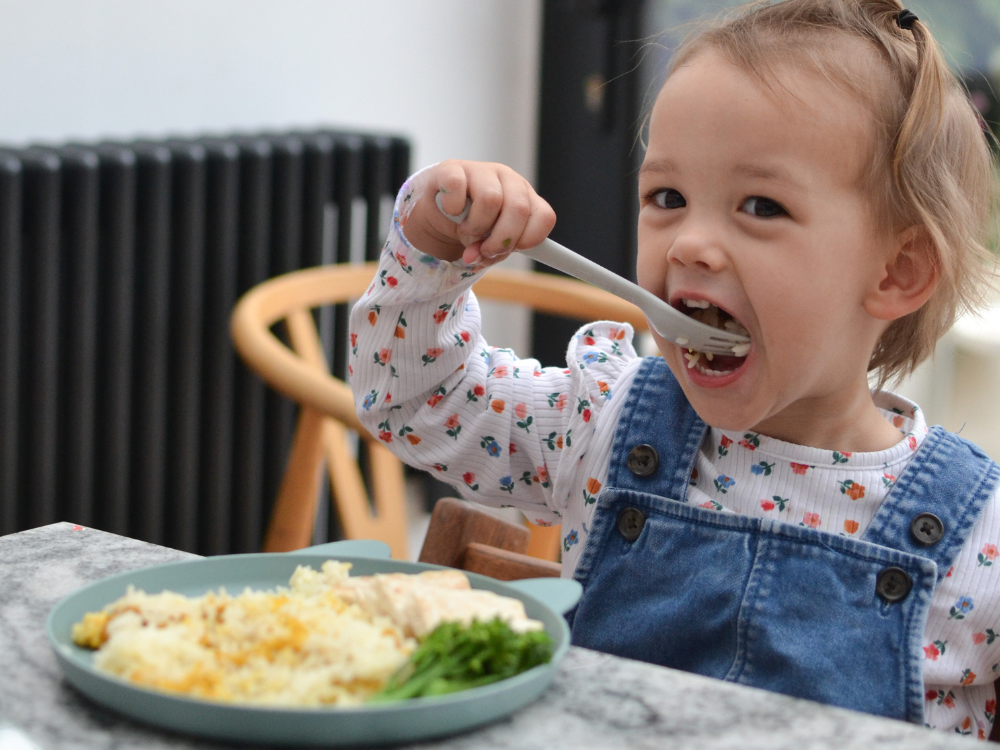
xmin=435 ymin=193 xmax=751 ymax=356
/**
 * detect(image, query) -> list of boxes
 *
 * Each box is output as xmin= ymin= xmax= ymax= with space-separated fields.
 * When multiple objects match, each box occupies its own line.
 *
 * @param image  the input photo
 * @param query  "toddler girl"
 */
xmin=351 ymin=0 xmax=1000 ymax=737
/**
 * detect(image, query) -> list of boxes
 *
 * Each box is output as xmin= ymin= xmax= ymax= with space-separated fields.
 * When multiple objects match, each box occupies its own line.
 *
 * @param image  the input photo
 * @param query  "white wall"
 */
xmin=0 ymin=0 xmax=541 ymax=175
xmin=0 ymin=0 xmax=541 ymax=351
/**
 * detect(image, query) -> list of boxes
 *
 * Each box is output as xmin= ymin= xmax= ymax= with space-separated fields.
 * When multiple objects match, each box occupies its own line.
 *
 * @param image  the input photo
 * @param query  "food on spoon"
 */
xmin=678 ymin=299 xmax=752 ymax=367
xmin=70 ymin=561 xmax=547 ymax=707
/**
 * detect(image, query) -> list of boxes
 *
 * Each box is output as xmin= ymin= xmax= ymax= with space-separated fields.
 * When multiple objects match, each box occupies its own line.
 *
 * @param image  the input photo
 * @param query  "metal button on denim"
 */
xmin=626 ymin=444 xmax=658 ymax=477
xmin=876 ymin=567 xmax=912 ymax=603
xmin=617 ymin=507 xmax=646 ymax=541
xmin=910 ymin=512 xmax=944 ymax=545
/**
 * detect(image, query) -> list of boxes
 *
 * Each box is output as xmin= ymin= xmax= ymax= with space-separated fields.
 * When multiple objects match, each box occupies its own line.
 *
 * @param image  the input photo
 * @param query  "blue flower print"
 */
xmin=563 ymin=529 xmax=579 ymax=552
xmin=950 ymin=596 xmax=975 ymax=619
xmin=713 ymin=474 xmax=736 ymax=494
xmin=750 ymin=461 xmax=775 ymax=476
xmin=581 ymin=351 xmax=608 ymax=367
xmin=500 ymin=475 xmax=514 ymax=494
xmin=480 ymin=436 xmax=502 ymax=458
xmin=362 ymin=390 xmax=378 ymax=411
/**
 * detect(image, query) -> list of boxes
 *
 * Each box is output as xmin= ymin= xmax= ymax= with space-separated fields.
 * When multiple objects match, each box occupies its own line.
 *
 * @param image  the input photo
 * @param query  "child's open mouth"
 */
xmin=676 ymin=298 xmax=751 ymax=377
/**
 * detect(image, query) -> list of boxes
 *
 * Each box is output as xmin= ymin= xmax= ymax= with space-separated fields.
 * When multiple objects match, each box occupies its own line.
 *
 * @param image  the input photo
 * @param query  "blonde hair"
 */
xmin=664 ymin=0 xmax=997 ymax=386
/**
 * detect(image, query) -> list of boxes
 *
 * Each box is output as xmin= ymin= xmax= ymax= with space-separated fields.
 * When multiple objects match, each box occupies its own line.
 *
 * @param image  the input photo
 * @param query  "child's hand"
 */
xmin=406 ymin=160 xmax=556 ymax=265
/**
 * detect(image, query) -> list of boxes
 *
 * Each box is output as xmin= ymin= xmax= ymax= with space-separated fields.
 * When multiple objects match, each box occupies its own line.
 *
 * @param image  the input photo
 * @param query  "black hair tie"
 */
xmin=896 ymin=9 xmax=918 ymax=30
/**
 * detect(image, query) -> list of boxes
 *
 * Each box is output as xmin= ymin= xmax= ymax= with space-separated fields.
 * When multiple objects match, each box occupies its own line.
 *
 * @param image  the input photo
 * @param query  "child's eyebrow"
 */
xmin=731 ymin=163 xmax=803 ymax=190
xmin=638 ymin=158 xmax=679 ymax=177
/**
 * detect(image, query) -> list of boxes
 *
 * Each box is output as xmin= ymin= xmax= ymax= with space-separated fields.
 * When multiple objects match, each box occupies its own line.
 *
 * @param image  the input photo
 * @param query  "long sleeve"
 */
xmin=349 ymin=169 xmax=638 ymax=525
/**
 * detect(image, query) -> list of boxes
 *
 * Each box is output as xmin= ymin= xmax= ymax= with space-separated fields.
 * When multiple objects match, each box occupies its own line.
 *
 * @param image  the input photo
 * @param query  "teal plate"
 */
xmin=47 ymin=541 xmax=581 ymax=746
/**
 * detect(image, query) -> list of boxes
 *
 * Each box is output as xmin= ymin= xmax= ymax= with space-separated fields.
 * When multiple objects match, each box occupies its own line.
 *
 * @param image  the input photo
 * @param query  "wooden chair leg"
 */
xmin=262 ymin=407 xmax=325 ymax=552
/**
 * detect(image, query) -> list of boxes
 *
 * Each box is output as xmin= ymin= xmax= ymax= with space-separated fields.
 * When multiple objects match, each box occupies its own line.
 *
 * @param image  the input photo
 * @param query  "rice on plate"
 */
xmin=71 ymin=560 xmax=541 ymax=707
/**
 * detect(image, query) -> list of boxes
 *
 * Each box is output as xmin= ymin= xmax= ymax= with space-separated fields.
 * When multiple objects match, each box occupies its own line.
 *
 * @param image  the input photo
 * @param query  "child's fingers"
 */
xmin=435 ymin=160 xmax=471 ymax=218
xmin=479 ymin=171 xmax=534 ymax=259
xmin=516 ymin=194 xmax=557 ymax=250
xmin=461 ymin=168 xmax=505 ymax=246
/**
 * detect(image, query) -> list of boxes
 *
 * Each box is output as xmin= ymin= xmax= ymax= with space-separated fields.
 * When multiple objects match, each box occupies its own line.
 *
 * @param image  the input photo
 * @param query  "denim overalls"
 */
xmin=570 ymin=357 xmax=1000 ymax=723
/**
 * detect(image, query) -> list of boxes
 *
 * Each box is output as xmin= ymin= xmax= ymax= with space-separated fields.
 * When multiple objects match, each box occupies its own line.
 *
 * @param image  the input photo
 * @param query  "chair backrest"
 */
xmin=230 ymin=261 xmax=648 ymax=568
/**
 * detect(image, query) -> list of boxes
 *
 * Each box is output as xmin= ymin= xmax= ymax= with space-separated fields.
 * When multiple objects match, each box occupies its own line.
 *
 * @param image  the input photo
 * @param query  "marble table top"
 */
xmin=0 ymin=522 xmax=976 ymax=749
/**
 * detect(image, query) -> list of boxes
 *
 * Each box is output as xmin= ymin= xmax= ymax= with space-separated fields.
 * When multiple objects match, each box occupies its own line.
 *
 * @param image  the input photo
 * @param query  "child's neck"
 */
xmin=750 ymin=389 xmax=905 ymax=454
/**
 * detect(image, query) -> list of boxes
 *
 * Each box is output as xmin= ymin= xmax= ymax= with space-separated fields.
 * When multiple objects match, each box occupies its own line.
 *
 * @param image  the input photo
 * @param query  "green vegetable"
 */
xmin=370 ymin=618 xmax=553 ymax=702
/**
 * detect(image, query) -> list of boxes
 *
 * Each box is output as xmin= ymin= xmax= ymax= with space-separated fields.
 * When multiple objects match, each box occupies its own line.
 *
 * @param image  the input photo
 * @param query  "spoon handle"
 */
xmin=520 ymin=239 xmax=669 ymax=318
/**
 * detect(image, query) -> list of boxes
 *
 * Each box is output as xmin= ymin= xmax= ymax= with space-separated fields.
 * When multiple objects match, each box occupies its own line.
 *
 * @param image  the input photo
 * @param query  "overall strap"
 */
xmin=605 ymin=357 xmax=707 ymax=501
xmin=862 ymin=426 xmax=1000 ymax=583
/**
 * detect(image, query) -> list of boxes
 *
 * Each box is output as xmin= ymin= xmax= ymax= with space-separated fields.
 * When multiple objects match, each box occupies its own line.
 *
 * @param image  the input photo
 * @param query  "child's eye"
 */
xmin=740 ymin=196 xmax=787 ymax=218
xmin=651 ymin=189 xmax=686 ymax=210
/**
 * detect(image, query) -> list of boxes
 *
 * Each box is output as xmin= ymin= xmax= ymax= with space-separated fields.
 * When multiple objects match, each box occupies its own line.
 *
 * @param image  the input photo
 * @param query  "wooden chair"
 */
xmin=230 ymin=261 xmax=648 ymax=572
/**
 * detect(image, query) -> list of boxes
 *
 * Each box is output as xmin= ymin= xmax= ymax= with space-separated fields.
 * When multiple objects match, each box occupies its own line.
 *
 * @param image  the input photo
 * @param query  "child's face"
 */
xmin=637 ymin=51 xmax=893 ymax=446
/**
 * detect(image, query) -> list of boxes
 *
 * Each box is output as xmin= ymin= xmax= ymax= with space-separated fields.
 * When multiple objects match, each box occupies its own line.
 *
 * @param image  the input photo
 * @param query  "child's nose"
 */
xmin=666 ymin=228 xmax=728 ymax=272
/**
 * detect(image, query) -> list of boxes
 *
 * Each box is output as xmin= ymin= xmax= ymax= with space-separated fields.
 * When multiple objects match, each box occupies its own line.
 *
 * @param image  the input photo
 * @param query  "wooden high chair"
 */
xmin=230 ymin=261 xmax=648 ymax=570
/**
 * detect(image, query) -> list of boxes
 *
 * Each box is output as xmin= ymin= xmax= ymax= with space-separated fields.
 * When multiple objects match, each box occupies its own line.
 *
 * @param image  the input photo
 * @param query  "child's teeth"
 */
xmin=683 ymin=298 xmax=711 ymax=309
xmin=705 ymin=352 xmax=713 ymax=361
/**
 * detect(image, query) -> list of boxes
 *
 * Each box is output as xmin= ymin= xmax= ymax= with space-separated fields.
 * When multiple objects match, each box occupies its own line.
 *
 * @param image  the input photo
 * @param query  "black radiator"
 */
xmin=0 ymin=131 xmax=410 ymax=554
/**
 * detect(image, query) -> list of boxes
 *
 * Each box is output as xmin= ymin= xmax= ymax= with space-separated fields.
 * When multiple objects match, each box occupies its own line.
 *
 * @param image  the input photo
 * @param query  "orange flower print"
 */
xmin=555 ymin=393 xmax=568 ymax=411
xmin=959 ymin=716 xmax=973 ymax=735
xmin=537 ymin=466 xmax=550 ymax=487
xmin=978 ymin=544 xmax=998 ymax=567
xmin=427 ymin=385 xmax=445 ymax=407
xmin=609 ymin=326 xmax=626 ymax=340
xmin=394 ymin=325 xmax=405 ymax=339
xmin=491 ymin=400 xmax=506 ymax=414
xmin=973 ymin=632 xmax=987 ymax=645
xmin=961 ymin=669 xmax=977 ymax=686
xmin=844 ymin=520 xmax=860 ymax=534
xmin=422 ymin=347 xmax=443 ymax=366
xmin=790 ymin=462 xmax=810 ymax=475
xmin=587 ymin=478 xmax=601 ymax=495
xmin=368 ymin=310 xmax=378 ymax=326
xmin=801 ymin=512 xmax=821 ymax=529
xmin=406 ymin=434 xmax=421 ymax=445
xmin=433 ymin=308 xmax=448 ymax=324
xmin=838 ymin=480 xmax=866 ymax=500
xmin=596 ymin=380 xmax=610 ymax=396
xmin=892 ymin=414 xmax=904 ymax=428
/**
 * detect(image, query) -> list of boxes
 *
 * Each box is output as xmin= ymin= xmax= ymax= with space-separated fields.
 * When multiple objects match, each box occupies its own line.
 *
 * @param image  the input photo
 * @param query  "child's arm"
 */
xmin=349 ymin=164 xmax=632 ymax=524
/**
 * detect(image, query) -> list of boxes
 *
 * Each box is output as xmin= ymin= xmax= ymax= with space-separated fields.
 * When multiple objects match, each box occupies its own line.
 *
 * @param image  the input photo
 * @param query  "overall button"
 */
xmin=617 ymin=507 xmax=646 ymax=541
xmin=876 ymin=567 xmax=912 ymax=603
xmin=911 ymin=512 xmax=944 ymax=545
xmin=627 ymin=444 xmax=659 ymax=477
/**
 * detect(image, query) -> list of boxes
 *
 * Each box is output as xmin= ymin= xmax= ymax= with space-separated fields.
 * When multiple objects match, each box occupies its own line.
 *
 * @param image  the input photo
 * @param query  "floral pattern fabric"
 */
xmin=350 ymin=168 xmax=1000 ymax=739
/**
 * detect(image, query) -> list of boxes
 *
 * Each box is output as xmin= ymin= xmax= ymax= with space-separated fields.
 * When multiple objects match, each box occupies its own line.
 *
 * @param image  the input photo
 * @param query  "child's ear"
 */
xmin=863 ymin=226 xmax=938 ymax=321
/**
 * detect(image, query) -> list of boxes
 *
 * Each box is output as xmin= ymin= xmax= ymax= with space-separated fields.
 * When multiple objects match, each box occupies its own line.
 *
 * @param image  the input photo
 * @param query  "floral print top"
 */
xmin=350 ymin=168 xmax=1000 ymax=739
